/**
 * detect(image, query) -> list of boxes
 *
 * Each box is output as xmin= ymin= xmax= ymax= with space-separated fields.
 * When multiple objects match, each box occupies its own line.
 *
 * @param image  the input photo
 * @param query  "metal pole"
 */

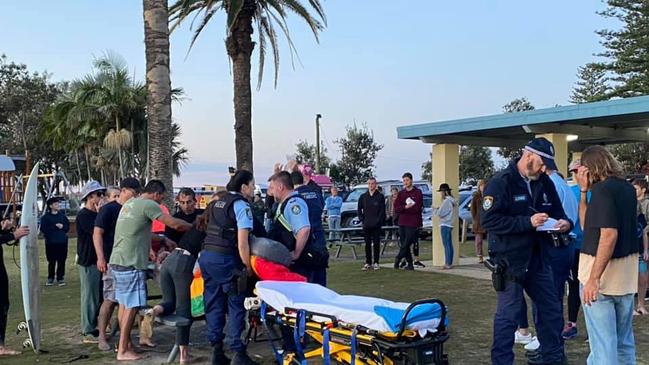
xmin=315 ymin=114 xmax=322 ymax=173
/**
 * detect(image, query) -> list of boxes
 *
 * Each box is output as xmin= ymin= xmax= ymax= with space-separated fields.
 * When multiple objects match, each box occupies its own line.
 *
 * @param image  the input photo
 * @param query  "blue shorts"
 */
xmin=640 ymin=256 xmax=648 ymax=274
xmin=111 ymin=267 xmax=147 ymax=309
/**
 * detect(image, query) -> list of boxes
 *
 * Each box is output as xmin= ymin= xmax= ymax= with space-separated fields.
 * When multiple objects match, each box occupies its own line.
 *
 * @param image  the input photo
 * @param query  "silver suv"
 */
xmin=335 ymin=180 xmax=432 ymax=228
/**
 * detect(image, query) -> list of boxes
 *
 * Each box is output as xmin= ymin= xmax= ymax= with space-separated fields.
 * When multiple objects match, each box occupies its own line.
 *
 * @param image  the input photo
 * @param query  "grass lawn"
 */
xmin=1 ymin=239 xmax=648 ymax=364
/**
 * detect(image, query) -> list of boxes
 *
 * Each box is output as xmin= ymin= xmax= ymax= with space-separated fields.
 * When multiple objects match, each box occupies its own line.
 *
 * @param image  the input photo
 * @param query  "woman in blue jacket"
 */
xmin=40 ymin=197 xmax=70 ymax=286
xmin=325 ymin=186 xmax=343 ymax=240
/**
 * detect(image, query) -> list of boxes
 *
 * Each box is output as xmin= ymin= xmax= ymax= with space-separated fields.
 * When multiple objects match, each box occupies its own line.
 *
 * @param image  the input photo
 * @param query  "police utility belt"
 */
xmin=483 ymin=259 xmax=520 ymax=291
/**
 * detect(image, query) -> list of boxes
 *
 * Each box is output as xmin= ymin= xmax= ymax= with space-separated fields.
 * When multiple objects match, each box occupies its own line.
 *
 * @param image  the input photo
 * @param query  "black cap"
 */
xmin=119 ymin=177 xmax=142 ymax=192
xmin=524 ymin=137 xmax=558 ymax=171
xmin=46 ymin=196 xmax=63 ymax=206
xmin=437 ymin=183 xmax=452 ymax=192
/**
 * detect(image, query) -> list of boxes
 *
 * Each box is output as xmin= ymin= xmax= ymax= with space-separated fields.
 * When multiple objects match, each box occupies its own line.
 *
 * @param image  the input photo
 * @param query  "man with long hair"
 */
xmin=576 ymin=145 xmax=638 ymax=364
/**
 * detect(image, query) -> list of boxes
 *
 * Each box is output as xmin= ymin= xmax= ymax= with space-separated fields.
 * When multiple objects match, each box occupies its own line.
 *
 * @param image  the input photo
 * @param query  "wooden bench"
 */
xmin=325 ymin=226 xmax=400 ymax=259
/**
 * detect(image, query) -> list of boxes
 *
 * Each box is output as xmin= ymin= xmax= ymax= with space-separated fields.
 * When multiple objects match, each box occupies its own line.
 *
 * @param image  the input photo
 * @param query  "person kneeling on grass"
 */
xmin=108 ymin=180 xmax=191 ymax=361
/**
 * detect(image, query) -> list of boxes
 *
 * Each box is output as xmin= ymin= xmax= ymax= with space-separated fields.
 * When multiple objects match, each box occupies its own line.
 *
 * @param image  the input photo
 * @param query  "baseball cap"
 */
xmin=119 ymin=177 xmax=142 ymax=192
xmin=299 ymin=164 xmax=315 ymax=177
xmin=523 ymin=137 xmax=558 ymax=171
xmin=46 ymin=196 xmax=63 ymax=206
xmin=81 ymin=180 xmax=106 ymax=201
xmin=568 ymin=160 xmax=582 ymax=173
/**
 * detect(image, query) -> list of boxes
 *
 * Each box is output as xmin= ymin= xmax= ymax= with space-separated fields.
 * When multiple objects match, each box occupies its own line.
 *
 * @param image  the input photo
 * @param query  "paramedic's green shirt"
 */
xmin=110 ymin=197 xmax=163 ymax=270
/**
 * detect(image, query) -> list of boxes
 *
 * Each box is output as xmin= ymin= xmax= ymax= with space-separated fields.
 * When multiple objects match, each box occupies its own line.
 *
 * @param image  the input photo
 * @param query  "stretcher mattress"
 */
xmin=256 ymin=281 xmax=443 ymax=335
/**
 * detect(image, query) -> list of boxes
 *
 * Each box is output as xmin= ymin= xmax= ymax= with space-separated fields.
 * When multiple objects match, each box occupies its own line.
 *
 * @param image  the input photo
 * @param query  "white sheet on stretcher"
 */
xmin=255 ymin=281 xmax=441 ymax=335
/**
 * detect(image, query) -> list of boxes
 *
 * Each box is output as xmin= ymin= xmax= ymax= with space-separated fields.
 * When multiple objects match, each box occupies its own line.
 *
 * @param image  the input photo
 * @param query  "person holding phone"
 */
xmin=393 ymin=172 xmax=423 ymax=270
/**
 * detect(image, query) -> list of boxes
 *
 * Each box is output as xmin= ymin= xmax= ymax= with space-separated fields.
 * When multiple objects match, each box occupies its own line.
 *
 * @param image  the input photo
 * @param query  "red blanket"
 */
xmin=251 ymin=256 xmax=306 ymax=282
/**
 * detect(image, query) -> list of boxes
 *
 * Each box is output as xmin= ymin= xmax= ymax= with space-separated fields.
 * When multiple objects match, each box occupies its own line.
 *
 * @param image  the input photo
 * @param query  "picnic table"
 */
xmin=325 ymin=225 xmax=401 ymax=259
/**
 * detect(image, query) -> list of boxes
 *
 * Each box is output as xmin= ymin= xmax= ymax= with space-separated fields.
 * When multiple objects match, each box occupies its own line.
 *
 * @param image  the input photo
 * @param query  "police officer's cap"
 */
xmin=524 ymin=137 xmax=558 ymax=171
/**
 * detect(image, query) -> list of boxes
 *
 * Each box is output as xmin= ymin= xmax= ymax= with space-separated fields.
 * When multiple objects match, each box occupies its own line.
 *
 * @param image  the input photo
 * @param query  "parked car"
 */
xmin=334 ymin=180 xmax=433 ymax=228
xmin=420 ymin=187 xmax=476 ymax=239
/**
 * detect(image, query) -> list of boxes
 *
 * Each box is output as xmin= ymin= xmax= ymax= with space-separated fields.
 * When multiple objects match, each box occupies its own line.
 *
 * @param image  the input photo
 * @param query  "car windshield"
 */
xmin=345 ymin=188 xmax=368 ymax=202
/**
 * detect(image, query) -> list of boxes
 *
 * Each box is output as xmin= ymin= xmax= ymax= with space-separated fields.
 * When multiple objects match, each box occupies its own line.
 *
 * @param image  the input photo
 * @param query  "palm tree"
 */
xmin=77 ymin=53 xmax=146 ymax=179
xmin=144 ymin=0 xmax=174 ymax=203
xmin=169 ymin=0 xmax=326 ymax=172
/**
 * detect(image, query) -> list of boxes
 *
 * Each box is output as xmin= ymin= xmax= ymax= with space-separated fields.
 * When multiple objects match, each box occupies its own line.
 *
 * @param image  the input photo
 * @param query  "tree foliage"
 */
xmin=169 ymin=0 xmax=326 ymax=172
xmin=41 ymin=53 xmax=189 ymax=185
xmin=421 ymin=152 xmax=432 ymax=182
xmin=570 ymin=63 xmax=610 ymax=103
xmin=596 ymin=0 xmax=649 ymax=98
xmin=589 ymin=1 xmax=649 ymax=171
xmin=497 ymin=97 xmax=535 ymax=160
xmin=460 ymin=145 xmax=494 ymax=183
xmin=294 ymin=140 xmax=330 ymax=173
xmin=331 ymin=124 xmax=383 ymax=186
xmin=0 ymin=55 xmax=62 ymax=162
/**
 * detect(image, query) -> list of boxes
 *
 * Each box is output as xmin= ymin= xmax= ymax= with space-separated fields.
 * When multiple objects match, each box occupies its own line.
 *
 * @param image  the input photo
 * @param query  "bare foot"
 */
xmin=0 ymin=346 xmax=21 ymax=356
xmin=138 ymin=338 xmax=157 ymax=348
xmin=98 ymin=337 xmax=111 ymax=351
xmin=180 ymin=355 xmax=193 ymax=365
xmin=116 ymin=350 xmax=143 ymax=361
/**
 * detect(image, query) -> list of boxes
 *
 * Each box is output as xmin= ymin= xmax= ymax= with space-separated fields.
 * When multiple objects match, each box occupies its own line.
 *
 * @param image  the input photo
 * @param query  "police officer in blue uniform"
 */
xmin=268 ymin=171 xmax=318 ymax=281
xmin=200 ymin=170 xmax=259 ymax=365
xmin=481 ymin=138 xmax=572 ymax=365
xmin=292 ymin=171 xmax=329 ymax=285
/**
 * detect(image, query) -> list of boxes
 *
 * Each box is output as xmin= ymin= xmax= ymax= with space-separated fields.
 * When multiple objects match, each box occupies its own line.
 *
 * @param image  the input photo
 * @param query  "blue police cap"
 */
xmin=523 ymin=137 xmax=558 ymax=171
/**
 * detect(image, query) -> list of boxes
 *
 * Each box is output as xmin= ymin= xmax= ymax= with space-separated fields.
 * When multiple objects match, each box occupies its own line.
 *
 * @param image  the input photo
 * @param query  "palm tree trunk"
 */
xmin=115 ymin=115 xmax=124 ymax=179
xmin=144 ymin=0 xmax=174 ymax=207
xmin=226 ymin=2 xmax=256 ymax=173
xmin=75 ymin=150 xmax=83 ymax=184
xmin=84 ymin=147 xmax=92 ymax=181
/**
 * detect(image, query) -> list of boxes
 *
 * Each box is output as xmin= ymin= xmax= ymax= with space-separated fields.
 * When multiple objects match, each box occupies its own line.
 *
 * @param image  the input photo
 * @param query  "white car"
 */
xmin=336 ymin=180 xmax=432 ymax=228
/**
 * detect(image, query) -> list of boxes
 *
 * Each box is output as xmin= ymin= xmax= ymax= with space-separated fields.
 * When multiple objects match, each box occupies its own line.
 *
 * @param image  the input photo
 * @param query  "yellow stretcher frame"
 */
xmin=255 ymin=299 xmax=449 ymax=365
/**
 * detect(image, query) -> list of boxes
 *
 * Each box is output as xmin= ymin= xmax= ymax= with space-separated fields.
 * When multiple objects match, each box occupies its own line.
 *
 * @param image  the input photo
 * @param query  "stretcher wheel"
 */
xmin=16 ymin=321 xmax=27 ymax=334
xmin=22 ymin=339 xmax=32 ymax=349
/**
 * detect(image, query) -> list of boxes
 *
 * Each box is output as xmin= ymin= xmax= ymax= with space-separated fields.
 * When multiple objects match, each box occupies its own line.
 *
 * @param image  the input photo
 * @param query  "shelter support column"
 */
xmin=537 ymin=133 xmax=568 ymax=177
xmin=431 ymin=144 xmax=459 ymax=267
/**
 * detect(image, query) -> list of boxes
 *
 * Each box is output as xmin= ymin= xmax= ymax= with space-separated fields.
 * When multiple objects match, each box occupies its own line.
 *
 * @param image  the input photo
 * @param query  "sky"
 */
xmin=0 ymin=1 xmax=615 ymax=187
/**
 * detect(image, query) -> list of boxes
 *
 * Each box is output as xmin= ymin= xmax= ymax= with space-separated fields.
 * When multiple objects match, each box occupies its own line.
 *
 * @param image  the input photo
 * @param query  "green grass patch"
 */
xmin=1 ymin=239 xmax=648 ymax=364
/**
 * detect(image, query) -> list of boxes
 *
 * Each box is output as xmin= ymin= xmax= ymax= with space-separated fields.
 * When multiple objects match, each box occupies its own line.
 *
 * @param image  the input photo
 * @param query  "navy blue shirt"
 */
xmin=481 ymin=160 xmax=570 ymax=277
xmin=40 ymin=211 xmax=69 ymax=245
xmin=94 ymin=201 xmax=122 ymax=261
xmin=296 ymin=184 xmax=324 ymax=232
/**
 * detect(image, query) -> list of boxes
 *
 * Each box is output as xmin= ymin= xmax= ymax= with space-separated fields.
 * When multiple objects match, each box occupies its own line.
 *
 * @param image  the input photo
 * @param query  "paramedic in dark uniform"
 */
xmin=481 ymin=138 xmax=572 ymax=365
xmin=200 ymin=170 xmax=259 ymax=365
xmin=268 ymin=171 xmax=313 ymax=281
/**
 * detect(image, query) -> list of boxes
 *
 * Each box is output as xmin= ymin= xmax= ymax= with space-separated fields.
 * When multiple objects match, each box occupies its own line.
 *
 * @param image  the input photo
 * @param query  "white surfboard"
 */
xmin=18 ymin=162 xmax=40 ymax=352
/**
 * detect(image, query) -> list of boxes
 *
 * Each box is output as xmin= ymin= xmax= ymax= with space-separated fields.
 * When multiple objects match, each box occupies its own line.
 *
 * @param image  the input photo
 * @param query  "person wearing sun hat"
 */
xmin=76 ymin=180 xmax=107 ymax=344
xmin=433 ymin=183 xmax=456 ymax=269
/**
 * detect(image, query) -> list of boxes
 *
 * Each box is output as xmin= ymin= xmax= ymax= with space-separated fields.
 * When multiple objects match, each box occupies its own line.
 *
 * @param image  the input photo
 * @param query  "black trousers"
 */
xmin=159 ymin=250 xmax=195 ymax=346
xmin=363 ymin=226 xmax=381 ymax=264
xmin=46 ymin=244 xmax=68 ymax=281
xmin=395 ymin=226 xmax=418 ymax=266
xmin=0 ymin=247 xmax=9 ymax=345
xmin=567 ymin=249 xmax=581 ymax=323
